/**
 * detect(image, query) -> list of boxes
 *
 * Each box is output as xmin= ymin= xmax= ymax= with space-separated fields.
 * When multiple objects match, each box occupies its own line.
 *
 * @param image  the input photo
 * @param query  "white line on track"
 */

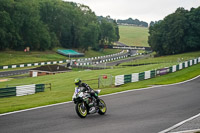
xmin=0 ymin=101 xmax=72 ymax=117
xmin=169 ymin=129 xmax=200 ymax=133
xmin=0 ymin=75 xmax=199 ymax=117
xmin=159 ymin=112 xmax=200 ymax=133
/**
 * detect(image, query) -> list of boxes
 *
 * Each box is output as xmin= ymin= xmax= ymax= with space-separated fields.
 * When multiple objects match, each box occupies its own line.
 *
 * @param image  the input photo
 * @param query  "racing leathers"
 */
xmin=73 ymin=83 xmax=99 ymax=105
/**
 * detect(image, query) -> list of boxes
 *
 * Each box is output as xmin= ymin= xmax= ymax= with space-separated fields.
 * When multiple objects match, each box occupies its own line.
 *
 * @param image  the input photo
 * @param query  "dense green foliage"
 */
xmin=117 ymin=18 xmax=148 ymax=27
xmin=148 ymin=7 xmax=200 ymax=55
xmin=0 ymin=0 xmax=119 ymax=51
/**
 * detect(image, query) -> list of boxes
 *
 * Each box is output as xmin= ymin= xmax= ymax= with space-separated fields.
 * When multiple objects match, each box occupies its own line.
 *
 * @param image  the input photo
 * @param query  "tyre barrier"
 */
xmin=0 ymin=84 xmax=45 ymax=98
xmin=115 ymin=57 xmax=200 ymax=86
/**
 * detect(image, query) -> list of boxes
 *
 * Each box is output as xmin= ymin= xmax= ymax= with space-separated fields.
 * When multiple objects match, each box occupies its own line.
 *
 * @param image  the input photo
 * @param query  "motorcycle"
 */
xmin=72 ymin=89 xmax=107 ymax=118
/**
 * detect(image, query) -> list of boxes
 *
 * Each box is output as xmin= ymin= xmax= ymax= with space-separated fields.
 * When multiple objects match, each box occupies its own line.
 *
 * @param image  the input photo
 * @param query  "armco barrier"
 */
xmin=150 ymin=70 xmax=156 ymax=78
xmin=132 ymin=73 xmax=139 ymax=82
xmin=176 ymin=64 xmax=179 ymax=71
xmin=115 ymin=57 xmax=200 ymax=86
xmin=0 ymin=87 xmax=16 ymax=98
xmin=115 ymin=75 xmax=124 ymax=86
xmin=145 ymin=71 xmax=151 ymax=79
xmin=0 ymin=60 xmax=69 ymax=70
xmin=0 ymin=84 xmax=45 ymax=98
xmin=124 ymin=74 xmax=132 ymax=83
xmin=35 ymin=84 xmax=45 ymax=93
xmin=139 ymin=72 xmax=145 ymax=81
xmin=169 ymin=66 xmax=173 ymax=73
xmin=16 ymin=84 xmax=35 ymax=96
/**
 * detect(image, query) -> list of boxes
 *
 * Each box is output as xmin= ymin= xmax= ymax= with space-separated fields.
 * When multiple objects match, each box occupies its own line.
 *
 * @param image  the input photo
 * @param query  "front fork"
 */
xmin=80 ymin=102 xmax=85 ymax=110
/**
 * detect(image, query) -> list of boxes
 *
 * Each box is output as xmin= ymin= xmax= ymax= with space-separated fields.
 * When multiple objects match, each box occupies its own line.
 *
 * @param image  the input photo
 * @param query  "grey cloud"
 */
xmin=67 ymin=0 xmax=200 ymax=23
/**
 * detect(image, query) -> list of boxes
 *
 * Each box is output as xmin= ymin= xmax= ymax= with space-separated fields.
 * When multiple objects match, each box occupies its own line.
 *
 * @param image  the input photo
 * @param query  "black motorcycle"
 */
xmin=73 ymin=90 xmax=107 ymax=118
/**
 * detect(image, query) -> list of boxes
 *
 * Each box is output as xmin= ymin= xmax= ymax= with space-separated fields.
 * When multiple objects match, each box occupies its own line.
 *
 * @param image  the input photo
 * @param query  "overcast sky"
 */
xmin=66 ymin=0 xmax=200 ymax=23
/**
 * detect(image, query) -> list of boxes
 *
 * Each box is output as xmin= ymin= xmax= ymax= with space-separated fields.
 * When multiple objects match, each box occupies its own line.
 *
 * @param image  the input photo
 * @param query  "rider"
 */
xmin=74 ymin=78 xmax=99 ymax=105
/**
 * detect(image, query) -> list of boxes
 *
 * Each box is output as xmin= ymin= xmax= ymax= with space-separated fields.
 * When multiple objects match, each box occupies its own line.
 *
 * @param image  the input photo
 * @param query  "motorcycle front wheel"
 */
xmin=98 ymin=99 xmax=107 ymax=115
xmin=75 ymin=102 xmax=88 ymax=118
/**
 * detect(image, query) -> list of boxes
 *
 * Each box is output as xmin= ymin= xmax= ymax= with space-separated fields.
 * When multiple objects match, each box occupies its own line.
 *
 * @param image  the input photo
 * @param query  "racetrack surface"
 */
xmin=95 ymin=50 xmax=149 ymax=67
xmin=0 ymin=69 xmax=30 ymax=78
xmin=0 ymin=76 xmax=200 ymax=133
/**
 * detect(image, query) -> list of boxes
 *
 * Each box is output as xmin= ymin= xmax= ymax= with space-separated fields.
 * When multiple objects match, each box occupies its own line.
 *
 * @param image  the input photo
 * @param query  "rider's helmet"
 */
xmin=74 ymin=78 xmax=81 ymax=86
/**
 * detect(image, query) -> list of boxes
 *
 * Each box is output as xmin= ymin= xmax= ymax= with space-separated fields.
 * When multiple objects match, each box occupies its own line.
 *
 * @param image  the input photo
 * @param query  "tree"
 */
xmin=117 ymin=18 xmax=148 ymax=27
xmin=185 ymin=7 xmax=200 ymax=51
xmin=80 ymin=22 xmax=99 ymax=52
xmin=0 ymin=11 xmax=14 ymax=50
xmin=99 ymin=19 xmax=117 ymax=45
xmin=148 ymin=7 xmax=200 ymax=55
xmin=149 ymin=21 xmax=155 ymax=27
xmin=113 ymin=20 xmax=120 ymax=41
xmin=0 ymin=0 xmax=120 ymax=51
xmin=39 ymin=0 xmax=74 ymax=48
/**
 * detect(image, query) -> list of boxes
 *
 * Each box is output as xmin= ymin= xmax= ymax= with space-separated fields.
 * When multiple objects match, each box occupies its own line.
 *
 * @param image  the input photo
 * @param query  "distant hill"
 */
xmin=117 ymin=18 xmax=148 ymax=27
xmin=119 ymin=25 xmax=149 ymax=47
xmin=98 ymin=16 xmax=148 ymax=27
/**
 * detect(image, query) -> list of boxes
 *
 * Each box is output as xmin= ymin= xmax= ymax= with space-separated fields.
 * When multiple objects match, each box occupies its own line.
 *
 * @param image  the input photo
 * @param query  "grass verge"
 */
xmin=120 ymin=51 xmax=200 ymax=67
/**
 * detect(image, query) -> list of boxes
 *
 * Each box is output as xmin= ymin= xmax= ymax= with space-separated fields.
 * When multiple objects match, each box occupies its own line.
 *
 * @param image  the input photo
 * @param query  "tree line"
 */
xmin=0 ymin=0 xmax=119 ymax=51
xmin=117 ymin=18 xmax=148 ymax=27
xmin=148 ymin=7 xmax=200 ymax=55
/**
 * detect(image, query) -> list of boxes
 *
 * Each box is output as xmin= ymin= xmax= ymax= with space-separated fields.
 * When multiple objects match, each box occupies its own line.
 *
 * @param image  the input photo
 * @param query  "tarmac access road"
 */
xmin=0 ymin=69 xmax=30 ymax=78
xmin=0 ymin=76 xmax=199 ymax=133
xmin=95 ymin=54 xmax=149 ymax=67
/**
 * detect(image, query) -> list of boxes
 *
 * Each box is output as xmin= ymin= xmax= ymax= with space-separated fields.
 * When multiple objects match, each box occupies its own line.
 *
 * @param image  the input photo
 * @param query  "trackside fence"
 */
xmin=115 ymin=57 xmax=200 ymax=86
xmin=0 ymin=50 xmax=127 ymax=70
xmin=0 ymin=84 xmax=45 ymax=98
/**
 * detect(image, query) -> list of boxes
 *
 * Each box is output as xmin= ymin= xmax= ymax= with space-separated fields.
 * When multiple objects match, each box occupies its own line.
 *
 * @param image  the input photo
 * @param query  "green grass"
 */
xmin=119 ymin=25 xmax=149 ymax=47
xmin=0 ymin=48 xmax=121 ymax=66
xmin=84 ymin=48 xmax=121 ymax=58
xmin=120 ymin=51 xmax=200 ymax=67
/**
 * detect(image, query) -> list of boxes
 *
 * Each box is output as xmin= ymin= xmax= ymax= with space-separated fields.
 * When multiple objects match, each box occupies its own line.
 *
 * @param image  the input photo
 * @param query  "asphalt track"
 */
xmin=0 ymin=69 xmax=30 ymax=78
xmin=0 ymin=76 xmax=200 ymax=133
xmin=95 ymin=54 xmax=149 ymax=67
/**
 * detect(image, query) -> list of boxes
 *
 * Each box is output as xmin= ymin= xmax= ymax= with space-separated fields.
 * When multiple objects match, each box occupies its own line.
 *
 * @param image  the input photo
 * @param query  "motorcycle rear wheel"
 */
xmin=76 ymin=102 xmax=88 ymax=118
xmin=98 ymin=99 xmax=107 ymax=115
